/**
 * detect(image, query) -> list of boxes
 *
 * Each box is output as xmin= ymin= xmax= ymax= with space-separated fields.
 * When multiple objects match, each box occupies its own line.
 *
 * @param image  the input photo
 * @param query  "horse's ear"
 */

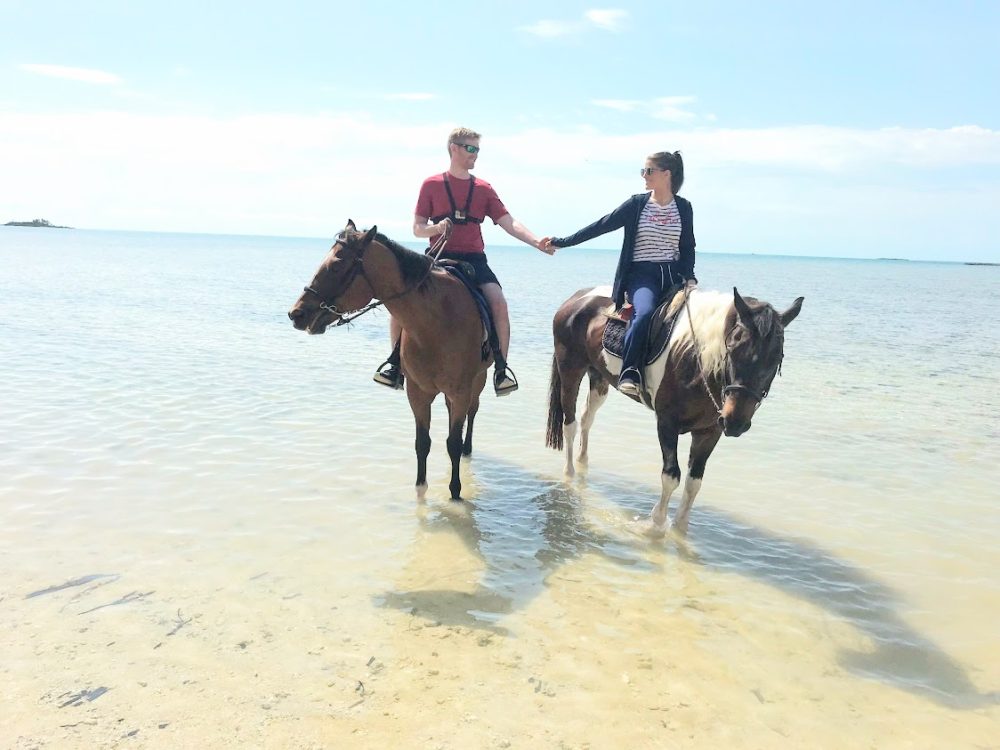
xmin=345 ymin=219 xmax=357 ymax=232
xmin=733 ymin=287 xmax=755 ymax=330
xmin=360 ymin=225 xmax=378 ymax=248
xmin=780 ymin=296 xmax=804 ymax=327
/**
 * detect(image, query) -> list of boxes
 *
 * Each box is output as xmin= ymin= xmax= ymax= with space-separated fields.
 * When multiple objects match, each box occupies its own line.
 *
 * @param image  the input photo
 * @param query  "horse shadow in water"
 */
xmin=376 ymin=458 xmax=658 ymax=636
xmin=582 ymin=468 xmax=999 ymax=710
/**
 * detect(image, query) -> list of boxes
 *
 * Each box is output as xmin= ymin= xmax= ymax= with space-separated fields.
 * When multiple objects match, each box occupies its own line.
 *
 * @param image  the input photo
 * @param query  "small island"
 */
xmin=4 ymin=218 xmax=71 ymax=229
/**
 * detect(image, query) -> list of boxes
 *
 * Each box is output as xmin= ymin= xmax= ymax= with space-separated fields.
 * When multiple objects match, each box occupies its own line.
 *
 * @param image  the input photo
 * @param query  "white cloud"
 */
xmin=384 ymin=92 xmax=437 ymax=101
xmin=584 ymin=9 xmax=629 ymax=31
xmin=650 ymin=96 xmax=698 ymax=122
xmin=593 ymin=96 xmax=699 ymax=121
xmin=520 ymin=19 xmax=582 ymax=38
xmin=17 ymin=64 xmax=121 ymax=85
xmin=592 ymin=99 xmax=640 ymax=112
xmin=521 ymin=8 xmax=629 ymax=37
xmin=1 ymin=113 xmax=998 ymax=260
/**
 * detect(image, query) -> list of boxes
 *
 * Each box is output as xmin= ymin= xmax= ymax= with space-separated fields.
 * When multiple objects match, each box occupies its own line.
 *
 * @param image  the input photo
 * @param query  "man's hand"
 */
xmin=538 ymin=237 xmax=557 ymax=255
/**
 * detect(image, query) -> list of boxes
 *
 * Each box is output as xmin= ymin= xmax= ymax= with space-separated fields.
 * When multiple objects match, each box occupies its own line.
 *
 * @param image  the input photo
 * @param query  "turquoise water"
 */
xmin=1 ymin=227 xmax=998 ymax=747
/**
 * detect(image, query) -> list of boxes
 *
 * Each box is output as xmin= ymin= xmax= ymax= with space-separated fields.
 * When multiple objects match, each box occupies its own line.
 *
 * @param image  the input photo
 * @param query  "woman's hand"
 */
xmin=538 ymin=237 xmax=557 ymax=255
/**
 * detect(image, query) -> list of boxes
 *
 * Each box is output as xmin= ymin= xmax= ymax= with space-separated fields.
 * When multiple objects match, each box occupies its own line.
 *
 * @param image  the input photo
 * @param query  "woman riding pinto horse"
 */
xmin=288 ymin=220 xmax=494 ymax=501
xmin=546 ymin=285 xmax=803 ymax=536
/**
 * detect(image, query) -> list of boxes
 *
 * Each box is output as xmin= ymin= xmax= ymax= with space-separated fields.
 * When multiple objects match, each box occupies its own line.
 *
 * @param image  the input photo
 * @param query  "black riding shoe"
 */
xmin=494 ymin=367 xmax=519 ymax=397
xmin=373 ymin=364 xmax=404 ymax=390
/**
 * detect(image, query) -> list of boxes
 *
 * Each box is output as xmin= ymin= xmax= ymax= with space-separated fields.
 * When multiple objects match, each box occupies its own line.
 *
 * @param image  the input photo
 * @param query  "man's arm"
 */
xmin=496 ymin=214 xmax=551 ymax=253
xmin=413 ymin=214 xmax=450 ymax=239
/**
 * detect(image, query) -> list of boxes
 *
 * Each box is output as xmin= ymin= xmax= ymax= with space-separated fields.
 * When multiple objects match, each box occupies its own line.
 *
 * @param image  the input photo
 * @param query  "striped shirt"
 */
xmin=632 ymin=198 xmax=681 ymax=263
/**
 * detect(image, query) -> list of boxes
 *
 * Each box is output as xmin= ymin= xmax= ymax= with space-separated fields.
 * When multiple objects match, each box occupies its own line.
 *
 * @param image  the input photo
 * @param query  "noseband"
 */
xmin=301 ymin=230 xmax=447 ymax=327
xmin=682 ymin=288 xmax=775 ymax=414
xmin=300 ymin=233 xmax=368 ymax=318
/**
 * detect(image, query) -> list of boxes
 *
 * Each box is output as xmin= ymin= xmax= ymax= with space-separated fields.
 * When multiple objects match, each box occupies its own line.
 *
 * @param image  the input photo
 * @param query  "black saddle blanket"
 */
xmin=439 ymin=261 xmax=492 ymax=361
xmin=602 ymin=287 xmax=685 ymax=365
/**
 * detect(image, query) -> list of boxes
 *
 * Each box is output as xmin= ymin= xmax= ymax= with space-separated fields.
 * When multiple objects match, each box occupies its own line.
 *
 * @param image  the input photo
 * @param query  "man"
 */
xmin=374 ymin=127 xmax=553 ymax=396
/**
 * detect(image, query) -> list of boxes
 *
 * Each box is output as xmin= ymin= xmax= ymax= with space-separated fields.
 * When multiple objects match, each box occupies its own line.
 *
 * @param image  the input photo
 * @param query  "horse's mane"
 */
xmin=667 ymin=290 xmax=732 ymax=378
xmin=372 ymin=231 xmax=433 ymax=288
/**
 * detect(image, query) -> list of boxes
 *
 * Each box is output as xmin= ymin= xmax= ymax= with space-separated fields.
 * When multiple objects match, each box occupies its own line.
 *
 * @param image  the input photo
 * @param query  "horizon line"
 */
xmin=1 ymin=224 xmax=991 ymax=265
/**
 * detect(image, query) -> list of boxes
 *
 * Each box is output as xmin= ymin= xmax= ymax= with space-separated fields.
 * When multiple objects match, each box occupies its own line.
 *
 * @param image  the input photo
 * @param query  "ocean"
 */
xmin=1 ymin=226 xmax=998 ymax=748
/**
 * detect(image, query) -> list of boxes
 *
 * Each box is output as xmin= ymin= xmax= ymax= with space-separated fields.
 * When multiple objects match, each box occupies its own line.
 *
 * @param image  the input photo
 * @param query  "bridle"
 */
xmin=682 ymin=288 xmax=777 ymax=414
xmin=301 ymin=229 xmax=449 ymax=328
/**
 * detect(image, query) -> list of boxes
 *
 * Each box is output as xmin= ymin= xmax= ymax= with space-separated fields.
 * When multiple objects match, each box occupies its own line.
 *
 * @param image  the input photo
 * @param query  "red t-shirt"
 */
xmin=414 ymin=173 xmax=509 ymax=254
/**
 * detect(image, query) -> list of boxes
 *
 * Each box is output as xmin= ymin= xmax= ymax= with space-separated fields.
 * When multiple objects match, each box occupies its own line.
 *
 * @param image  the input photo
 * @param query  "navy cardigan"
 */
xmin=552 ymin=193 xmax=696 ymax=308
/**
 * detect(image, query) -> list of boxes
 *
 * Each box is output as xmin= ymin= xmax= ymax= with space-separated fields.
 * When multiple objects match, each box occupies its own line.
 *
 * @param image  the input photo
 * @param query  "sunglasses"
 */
xmin=639 ymin=167 xmax=665 ymax=177
xmin=452 ymin=142 xmax=481 ymax=154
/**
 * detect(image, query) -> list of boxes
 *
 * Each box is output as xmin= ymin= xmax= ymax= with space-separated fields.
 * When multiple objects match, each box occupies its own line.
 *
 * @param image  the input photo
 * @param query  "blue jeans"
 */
xmin=621 ymin=261 xmax=679 ymax=381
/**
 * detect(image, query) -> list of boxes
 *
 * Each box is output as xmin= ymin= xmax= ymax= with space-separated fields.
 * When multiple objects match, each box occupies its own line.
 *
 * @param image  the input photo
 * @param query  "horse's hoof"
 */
xmin=626 ymin=517 xmax=669 ymax=539
xmin=415 ymin=483 xmax=428 ymax=503
xmin=644 ymin=523 xmax=669 ymax=539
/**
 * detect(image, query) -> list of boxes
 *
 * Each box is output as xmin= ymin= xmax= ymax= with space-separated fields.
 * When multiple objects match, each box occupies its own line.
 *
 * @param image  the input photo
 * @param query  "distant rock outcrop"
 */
xmin=4 ymin=218 xmax=71 ymax=228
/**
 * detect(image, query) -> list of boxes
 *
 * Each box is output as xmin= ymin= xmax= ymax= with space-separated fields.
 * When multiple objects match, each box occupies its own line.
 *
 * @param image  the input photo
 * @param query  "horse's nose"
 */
xmin=288 ymin=308 xmax=302 ymax=322
xmin=719 ymin=416 xmax=751 ymax=437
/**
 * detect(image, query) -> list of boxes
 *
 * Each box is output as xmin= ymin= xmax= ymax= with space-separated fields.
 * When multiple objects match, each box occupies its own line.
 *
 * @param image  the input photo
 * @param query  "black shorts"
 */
xmin=435 ymin=251 xmax=501 ymax=288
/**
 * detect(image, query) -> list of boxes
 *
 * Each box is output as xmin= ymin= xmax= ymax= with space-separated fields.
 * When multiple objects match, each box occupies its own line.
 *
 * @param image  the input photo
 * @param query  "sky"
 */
xmin=1 ymin=0 xmax=999 ymax=262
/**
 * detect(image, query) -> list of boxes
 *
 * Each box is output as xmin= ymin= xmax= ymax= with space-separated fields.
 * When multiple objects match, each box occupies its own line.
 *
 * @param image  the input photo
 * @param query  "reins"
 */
xmin=681 ymin=287 xmax=724 ymax=414
xmin=304 ymin=226 xmax=451 ymax=327
xmin=681 ymin=288 xmax=768 ymax=414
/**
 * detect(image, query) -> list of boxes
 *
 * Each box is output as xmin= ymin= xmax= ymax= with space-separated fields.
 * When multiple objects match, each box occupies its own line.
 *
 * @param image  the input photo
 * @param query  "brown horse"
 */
xmin=288 ymin=220 xmax=490 ymax=500
xmin=546 ymin=285 xmax=803 ymax=535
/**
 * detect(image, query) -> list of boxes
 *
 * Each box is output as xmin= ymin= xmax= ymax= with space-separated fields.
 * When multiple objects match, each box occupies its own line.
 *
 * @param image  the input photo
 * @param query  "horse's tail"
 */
xmin=546 ymin=354 xmax=564 ymax=450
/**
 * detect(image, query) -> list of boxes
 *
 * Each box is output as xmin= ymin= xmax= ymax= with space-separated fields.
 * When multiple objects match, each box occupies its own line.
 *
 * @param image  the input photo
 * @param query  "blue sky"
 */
xmin=1 ymin=0 xmax=998 ymax=261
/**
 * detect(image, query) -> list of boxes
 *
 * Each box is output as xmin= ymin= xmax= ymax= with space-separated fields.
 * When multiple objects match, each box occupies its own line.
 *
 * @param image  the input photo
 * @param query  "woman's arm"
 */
xmin=550 ymin=197 xmax=635 ymax=248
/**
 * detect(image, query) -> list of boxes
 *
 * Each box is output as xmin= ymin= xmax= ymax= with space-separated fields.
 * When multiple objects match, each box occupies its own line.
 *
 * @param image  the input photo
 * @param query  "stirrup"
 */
xmin=618 ymin=368 xmax=641 ymax=397
xmin=494 ymin=366 xmax=519 ymax=397
xmin=373 ymin=361 xmax=404 ymax=390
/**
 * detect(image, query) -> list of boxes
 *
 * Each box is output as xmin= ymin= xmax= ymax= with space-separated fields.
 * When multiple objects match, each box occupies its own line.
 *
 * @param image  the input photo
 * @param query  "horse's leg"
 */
xmin=445 ymin=395 xmax=472 ymax=500
xmin=648 ymin=414 xmax=681 ymax=535
xmin=462 ymin=390 xmax=481 ymax=457
xmin=578 ymin=368 xmax=609 ymax=465
xmin=674 ymin=427 xmax=722 ymax=534
xmin=408 ymin=389 xmax=434 ymax=502
xmin=559 ymin=363 xmax=587 ymax=477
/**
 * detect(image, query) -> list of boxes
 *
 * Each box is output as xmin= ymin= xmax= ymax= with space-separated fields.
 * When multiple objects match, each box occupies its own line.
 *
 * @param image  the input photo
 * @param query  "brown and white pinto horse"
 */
xmin=288 ymin=220 xmax=490 ymax=501
xmin=546 ymin=286 xmax=803 ymax=535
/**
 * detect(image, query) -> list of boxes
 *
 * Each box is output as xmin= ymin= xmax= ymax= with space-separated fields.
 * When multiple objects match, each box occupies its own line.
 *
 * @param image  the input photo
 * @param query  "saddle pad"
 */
xmin=601 ymin=289 xmax=684 ymax=366
xmin=441 ymin=263 xmax=493 ymax=361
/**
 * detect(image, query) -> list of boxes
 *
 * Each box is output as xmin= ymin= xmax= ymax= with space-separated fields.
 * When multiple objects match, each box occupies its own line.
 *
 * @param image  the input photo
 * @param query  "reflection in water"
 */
xmin=377 ymin=460 xmax=655 ymax=634
xmin=382 ymin=455 xmax=995 ymax=710
xmin=585 ymin=469 xmax=999 ymax=709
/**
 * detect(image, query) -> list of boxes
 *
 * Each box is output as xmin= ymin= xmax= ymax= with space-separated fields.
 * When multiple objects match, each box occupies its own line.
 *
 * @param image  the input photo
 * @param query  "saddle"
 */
xmin=437 ymin=260 xmax=493 ymax=361
xmin=602 ymin=284 xmax=686 ymax=365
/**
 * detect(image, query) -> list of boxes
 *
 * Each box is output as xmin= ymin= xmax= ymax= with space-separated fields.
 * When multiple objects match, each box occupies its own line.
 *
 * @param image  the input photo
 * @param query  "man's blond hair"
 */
xmin=448 ymin=127 xmax=481 ymax=153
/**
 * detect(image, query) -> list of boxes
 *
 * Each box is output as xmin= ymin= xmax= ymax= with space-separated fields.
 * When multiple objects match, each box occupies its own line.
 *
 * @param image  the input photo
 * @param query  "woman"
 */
xmin=541 ymin=151 xmax=696 ymax=397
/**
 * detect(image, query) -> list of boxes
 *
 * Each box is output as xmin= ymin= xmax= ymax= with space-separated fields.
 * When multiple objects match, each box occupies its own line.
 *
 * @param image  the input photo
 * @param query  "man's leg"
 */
xmin=479 ymin=283 xmax=517 ymax=396
xmin=479 ymin=283 xmax=509 ymax=358
xmin=373 ymin=315 xmax=405 ymax=389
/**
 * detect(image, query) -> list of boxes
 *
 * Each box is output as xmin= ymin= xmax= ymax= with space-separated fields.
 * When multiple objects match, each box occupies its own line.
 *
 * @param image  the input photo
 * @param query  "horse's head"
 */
xmin=288 ymin=220 xmax=378 ymax=335
xmin=718 ymin=287 xmax=803 ymax=437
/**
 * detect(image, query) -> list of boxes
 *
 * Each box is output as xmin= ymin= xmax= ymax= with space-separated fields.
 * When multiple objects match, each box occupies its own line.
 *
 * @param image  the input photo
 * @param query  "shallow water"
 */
xmin=1 ymin=227 xmax=998 ymax=748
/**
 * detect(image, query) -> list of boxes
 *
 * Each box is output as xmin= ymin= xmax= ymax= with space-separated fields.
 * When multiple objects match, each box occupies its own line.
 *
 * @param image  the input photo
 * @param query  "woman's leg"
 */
xmin=620 ymin=263 xmax=662 ymax=386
